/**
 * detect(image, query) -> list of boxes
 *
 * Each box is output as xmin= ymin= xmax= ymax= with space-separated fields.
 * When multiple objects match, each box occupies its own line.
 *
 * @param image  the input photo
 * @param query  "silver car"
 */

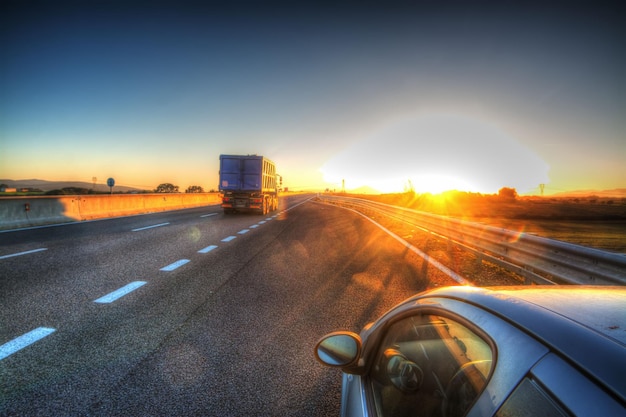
xmin=315 ymin=286 xmax=626 ymax=417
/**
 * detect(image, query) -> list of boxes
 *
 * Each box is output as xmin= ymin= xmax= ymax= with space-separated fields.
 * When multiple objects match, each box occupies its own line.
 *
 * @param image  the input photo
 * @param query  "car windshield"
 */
xmin=370 ymin=314 xmax=494 ymax=417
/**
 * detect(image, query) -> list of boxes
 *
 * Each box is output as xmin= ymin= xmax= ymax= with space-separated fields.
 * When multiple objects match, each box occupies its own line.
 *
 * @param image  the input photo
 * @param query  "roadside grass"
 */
xmin=341 ymin=192 xmax=626 ymax=253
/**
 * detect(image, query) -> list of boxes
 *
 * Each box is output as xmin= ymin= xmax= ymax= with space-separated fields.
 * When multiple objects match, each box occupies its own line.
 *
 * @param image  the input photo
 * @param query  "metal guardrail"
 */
xmin=319 ymin=195 xmax=626 ymax=286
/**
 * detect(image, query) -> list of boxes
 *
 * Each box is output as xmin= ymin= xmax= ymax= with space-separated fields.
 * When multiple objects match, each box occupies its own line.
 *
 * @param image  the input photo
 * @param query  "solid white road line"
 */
xmin=200 ymin=213 xmax=218 ymax=218
xmin=0 ymin=248 xmax=48 ymax=260
xmin=0 ymin=327 xmax=56 ymax=361
xmin=198 ymin=245 xmax=218 ymax=253
xmin=342 ymin=206 xmax=472 ymax=285
xmin=160 ymin=259 xmax=190 ymax=271
xmin=132 ymin=222 xmax=170 ymax=232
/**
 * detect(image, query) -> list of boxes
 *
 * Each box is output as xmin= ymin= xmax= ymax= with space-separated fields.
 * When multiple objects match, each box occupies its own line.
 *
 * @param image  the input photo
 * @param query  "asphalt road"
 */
xmin=1 ymin=194 xmax=432 ymax=416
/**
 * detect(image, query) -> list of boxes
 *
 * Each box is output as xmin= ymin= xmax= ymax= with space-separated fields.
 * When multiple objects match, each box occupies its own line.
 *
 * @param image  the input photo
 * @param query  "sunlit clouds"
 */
xmin=321 ymin=114 xmax=550 ymax=194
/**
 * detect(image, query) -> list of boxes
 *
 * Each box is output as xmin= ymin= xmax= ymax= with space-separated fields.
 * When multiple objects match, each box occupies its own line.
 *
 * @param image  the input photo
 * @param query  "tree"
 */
xmin=45 ymin=187 xmax=91 ymax=195
xmin=45 ymin=189 xmax=64 ymax=195
xmin=154 ymin=183 xmax=179 ymax=193
xmin=498 ymin=187 xmax=518 ymax=200
xmin=185 ymin=185 xmax=204 ymax=193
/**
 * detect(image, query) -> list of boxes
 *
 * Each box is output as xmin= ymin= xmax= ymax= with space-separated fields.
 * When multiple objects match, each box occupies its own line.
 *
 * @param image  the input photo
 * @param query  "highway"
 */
xmin=0 ymin=194 xmax=434 ymax=416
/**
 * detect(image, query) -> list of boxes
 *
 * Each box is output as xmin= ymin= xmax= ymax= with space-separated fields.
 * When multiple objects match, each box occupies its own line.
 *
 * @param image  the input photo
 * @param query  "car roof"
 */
xmin=415 ymin=285 xmax=626 ymax=400
xmin=483 ymin=286 xmax=626 ymax=344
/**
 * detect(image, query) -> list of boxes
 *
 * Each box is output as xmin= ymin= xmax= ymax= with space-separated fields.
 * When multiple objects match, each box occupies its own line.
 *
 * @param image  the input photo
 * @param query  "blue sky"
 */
xmin=1 ymin=1 xmax=624 ymax=194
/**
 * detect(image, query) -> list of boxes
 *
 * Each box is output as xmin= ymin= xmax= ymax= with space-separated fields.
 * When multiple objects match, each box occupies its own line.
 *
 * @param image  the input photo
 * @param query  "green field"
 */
xmin=474 ymin=218 xmax=626 ymax=253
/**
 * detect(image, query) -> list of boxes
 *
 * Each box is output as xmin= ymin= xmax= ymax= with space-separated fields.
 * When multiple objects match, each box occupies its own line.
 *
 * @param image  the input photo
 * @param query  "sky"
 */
xmin=1 ymin=1 xmax=625 ymax=195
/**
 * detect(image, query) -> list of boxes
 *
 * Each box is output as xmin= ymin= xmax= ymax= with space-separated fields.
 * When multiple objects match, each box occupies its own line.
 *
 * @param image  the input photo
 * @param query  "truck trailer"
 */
xmin=219 ymin=154 xmax=278 ymax=215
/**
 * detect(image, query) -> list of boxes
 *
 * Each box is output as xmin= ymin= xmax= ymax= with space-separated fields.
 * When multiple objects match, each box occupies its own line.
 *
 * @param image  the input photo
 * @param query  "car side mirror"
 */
xmin=314 ymin=331 xmax=362 ymax=367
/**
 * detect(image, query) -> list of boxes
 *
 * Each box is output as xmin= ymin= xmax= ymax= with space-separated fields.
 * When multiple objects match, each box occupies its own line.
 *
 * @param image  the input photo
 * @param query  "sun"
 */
xmin=321 ymin=173 xmax=478 ymax=195
xmin=408 ymin=174 xmax=479 ymax=194
xmin=320 ymin=113 xmax=549 ymax=195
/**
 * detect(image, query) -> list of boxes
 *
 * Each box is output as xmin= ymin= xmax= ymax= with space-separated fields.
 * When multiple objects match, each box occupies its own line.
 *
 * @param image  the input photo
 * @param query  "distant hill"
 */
xmin=0 ymin=179 xmax=147 ymax=193
xmin=550 ymin=188 xmax=626 ymax=198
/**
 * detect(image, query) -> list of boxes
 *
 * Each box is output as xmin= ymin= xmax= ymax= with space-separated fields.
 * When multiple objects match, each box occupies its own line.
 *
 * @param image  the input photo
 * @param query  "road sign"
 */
xmin=107 ymin=178 xmax=115 ymax=194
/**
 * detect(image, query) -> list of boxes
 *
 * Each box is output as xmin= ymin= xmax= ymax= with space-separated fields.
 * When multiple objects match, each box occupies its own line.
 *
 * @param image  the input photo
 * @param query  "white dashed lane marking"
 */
xmin=0 ymin=327 xmax=56 ymax=361
xmin=132 ymin=223 xmax=170 ymax=232
xmin=94 ymin=281 xmax=147 ymax=303
xmin=198 ymin=245 xmax=218 ymax=254
xmin=0 ymin=207 xmax=292 ymax=361
xmin=160 ymin=259 xmax=190 ymax=271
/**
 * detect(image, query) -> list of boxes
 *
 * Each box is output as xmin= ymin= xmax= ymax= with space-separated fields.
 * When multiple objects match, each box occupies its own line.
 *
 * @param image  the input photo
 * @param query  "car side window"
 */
xmin=496 ymin=378 xmax=569 ymax=417
xmin=369 ymin=314 xmax=493 ymax=417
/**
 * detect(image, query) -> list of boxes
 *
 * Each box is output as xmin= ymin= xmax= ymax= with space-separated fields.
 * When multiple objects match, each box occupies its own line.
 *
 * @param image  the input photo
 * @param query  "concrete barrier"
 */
xmin=0 ymin=193 xmax=222 ymax=230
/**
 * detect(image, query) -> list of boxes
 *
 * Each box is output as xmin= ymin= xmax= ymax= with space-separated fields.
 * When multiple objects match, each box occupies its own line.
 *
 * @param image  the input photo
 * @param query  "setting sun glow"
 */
xmin=320 ymin=114 xmax=550 ymax=194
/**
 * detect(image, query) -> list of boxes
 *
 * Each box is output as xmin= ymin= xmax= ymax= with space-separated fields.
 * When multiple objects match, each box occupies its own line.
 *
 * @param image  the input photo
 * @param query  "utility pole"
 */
xmin=406 ymin=179 xmax=415 ymax=194
xmin=539 ymin=183 xmax=545 ymax=196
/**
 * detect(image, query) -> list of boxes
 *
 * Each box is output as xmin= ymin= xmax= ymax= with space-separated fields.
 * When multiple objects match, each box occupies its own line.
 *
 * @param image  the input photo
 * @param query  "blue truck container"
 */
xmin=218 ymin=154 xmax=278 ymax=214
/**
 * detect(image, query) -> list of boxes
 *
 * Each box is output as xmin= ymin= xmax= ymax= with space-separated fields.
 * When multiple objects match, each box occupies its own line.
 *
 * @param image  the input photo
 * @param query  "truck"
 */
xmin=218 ymin=154 xmax=278 ymax=215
